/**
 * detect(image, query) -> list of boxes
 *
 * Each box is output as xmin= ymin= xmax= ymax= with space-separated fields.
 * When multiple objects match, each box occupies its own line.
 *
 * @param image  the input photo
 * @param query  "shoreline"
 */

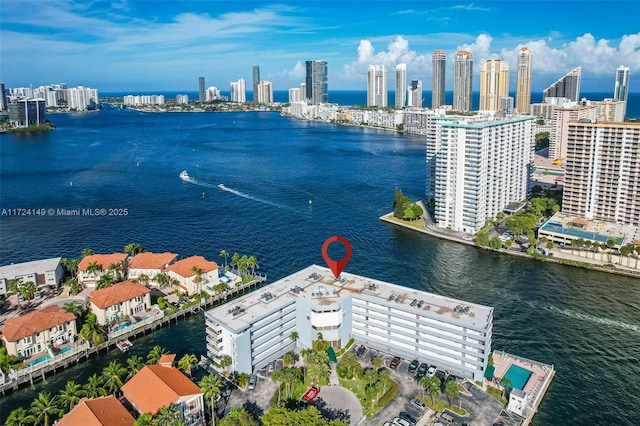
xmin=379 ymin=208 xmax=640 ymax=280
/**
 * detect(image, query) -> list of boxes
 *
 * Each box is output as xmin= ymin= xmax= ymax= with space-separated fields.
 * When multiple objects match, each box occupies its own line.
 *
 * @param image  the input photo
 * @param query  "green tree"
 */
xmin=5 ymin=407 xmax=35 ymax=426
xmin=421 ymin=376 xmax=441 ymax=404
xmin=371 ymin=356 xmax=383 ymax=370
xmin=124 ymin=243 xmax=146 ymax=256
xmin=81 ymin=248 xmax=95 ymax=257
xmin=219 ymin=407 xmax=259 ymax=426
xmin=96 ymin=273 xmax=114 ymax=289
xmin=80 ymin=313 xmax=105 ymax=345
xmin=147 ymin=345 xmax=168 ymax=365
xmin=178 ymin=353 xmax=198 ymax=377
xmin=30 ymin=392 xmax=60 ymax=426
xmin=85 ymin=260 xmax=102 ymax=277
xmin=283 ymin=352 xmax=295 ymax=368
xmin=135 ymin=413 xmax=155 ymax=426
xmin=219 ymin=250 xmax=229 ymax=268
xmin=475 ymin=232 xmax=489 ymax=247
xmin=200 ymin=373 xmax=223 ymax=426
xmin=126 ymin=355 xmax=146 ymax=380
xmin=231 ymin=252 xmax=240 ymax=271
xmin=58 ymin=380 xmax=85 ymax=413
xmin=154 ymin=272 xmax=171 ymax=288
xmin=60 ymin=258 xmax=79 ymax=278
xmin=219 ymin=354 xmax=233 ymax=376
xmin=489 ymin=237 xmax=503 ymax=250
xmin=261 ymin=405 xmax=347 ymax=426
xmin=19 ymin=281 xmax=37 ymax=300
xmin=306 ymin=361 xmax=330 ymax=386
xmin=393 ymin=187 xmax=404 ymax=218
xmin=84 ymin=373 xmax=107 ymax=398
xmin=156 ymin=403 xmax=181 ymax=425
xmin=444 ymin=379 xmax=459 ymax=406
xmin=101 ymin=361 xmax=126 ymax=394
xmin=506 ymin=213 xmax=537 ymax=236
xmin=501 ymin=377 xmax=513 ymax=398
xmin=0 ymin=347 xmax=22 ymax=374
xmin=63 ymin=278 xmax=81 ymax=296
xmin=62 ymin=301 xmax=85 ymax=318
xmin=289 ymin=331 xmax=299 ymax=349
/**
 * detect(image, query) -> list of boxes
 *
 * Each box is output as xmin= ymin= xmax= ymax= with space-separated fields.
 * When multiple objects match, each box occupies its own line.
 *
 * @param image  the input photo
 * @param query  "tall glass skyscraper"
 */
xmin=543 ymin=67 xmax=581 ymax=102
xmin=252 ymin=65 xmax=260 ymax=103
xmin=432 ymin=50 xmax=446 ymax=109
xmin=305 ymin=60 xmax=328 ymax=105
xmin=516 ymin=47 xmax=532 ymax=114
xmin=480 ymin=59 xmax=510 ymax=112
xmin=367 ymin=65 xmax=387 ymax=107
xmin=614 ymin=65 xmax=630 ymax=119
xmin=453 ymin=51 xmax=473 ymax=112
xmin=395 ymin=63 xmax=407 ymax=109
xmin=198 ymin=77 xmax=205 ymax=102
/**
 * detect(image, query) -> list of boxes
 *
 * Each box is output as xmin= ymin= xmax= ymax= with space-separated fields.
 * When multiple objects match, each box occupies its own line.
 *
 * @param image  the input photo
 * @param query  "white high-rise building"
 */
xmin=67 ymin=85 xmax=99 ymax=110
xmin=395 ymin=64 xmax=407 ymax=109
xmin=563 ymin=121 xmax=640 ymax=225
xmin=613 ymin=65 xmax=630 ymax=119
xmin=288 ymin=88 xmax=302 ymax=103
xmin=257 ymin=81 xmax=273 ymax=103
xmin=205 ymin=86 xmax=221 ymax=101
xmin=433 ymin=114 xmax=535 ymax=234
xmin=367 ymin=65 xmax=388 ymax=108
xmin=176 ymin=94 xmax=189 ymax=104
xmin=407 ymin=80 xmax=422 ymax=108
xmin=230 ymin=78 xmax=246 ymax=103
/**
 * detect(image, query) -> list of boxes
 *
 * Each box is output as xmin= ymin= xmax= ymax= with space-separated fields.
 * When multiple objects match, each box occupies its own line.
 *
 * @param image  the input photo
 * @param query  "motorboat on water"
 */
xmin=218 ymin=184 xmax=225 ymax=189
xmin=180 ymin=170 xmax=189 ymax=180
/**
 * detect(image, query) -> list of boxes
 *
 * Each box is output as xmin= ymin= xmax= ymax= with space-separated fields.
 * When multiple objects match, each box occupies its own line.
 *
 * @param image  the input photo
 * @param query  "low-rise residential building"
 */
xmin=89 ymin=280 xmax=151 ymax=326
xmin=0 ymin=305 xmax=77 ymax=358
xmin=57 ymin=396 xmax=135 ymax=426
xmin=205 ymin=265 xmax=493 ymax=383
xmin=77 ymin=253 xmax=128 ymax=288
xmin=128 ymin=252 xmax=178 ymax=286
xmin=165 ymin=256 xmax=219 ymax=296
xmin=0 ymin=257 xmax=64 ymax=295
xmin=121 ymin=363 xmax=205 ymax=426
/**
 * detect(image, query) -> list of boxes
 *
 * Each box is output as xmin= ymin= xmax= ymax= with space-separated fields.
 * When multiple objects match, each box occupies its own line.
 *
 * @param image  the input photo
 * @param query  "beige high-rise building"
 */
xmin=549 ymin=104 xmax=599 ymax=161
xmin=479 ymin=59 xmax=510 ymax=111
xmin=563 ymin=121 xmax=640 ymax=225
xmin=516 ymin=48 xmax=532 ymax=114
xmin=453 ymin=51 xmax=473 ymax=111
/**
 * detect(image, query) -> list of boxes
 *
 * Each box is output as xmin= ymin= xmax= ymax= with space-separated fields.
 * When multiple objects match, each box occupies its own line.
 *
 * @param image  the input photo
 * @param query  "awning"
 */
xmin=484 ymin=365 xmax=495 ymax=380
xmin=326 ymin=347 xmax=337 ymax=364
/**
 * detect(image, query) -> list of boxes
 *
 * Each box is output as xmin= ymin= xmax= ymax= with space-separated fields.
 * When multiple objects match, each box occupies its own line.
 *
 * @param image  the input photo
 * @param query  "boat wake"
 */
xmin=217 ymin=184 xmax=284 ymax=208
xmin=546 ymin=305 xmax=640 ymax=334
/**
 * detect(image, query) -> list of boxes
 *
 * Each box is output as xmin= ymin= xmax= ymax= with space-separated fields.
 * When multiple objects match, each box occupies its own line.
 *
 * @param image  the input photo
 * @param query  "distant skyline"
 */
xmin=2 ymin=1 xmax=639 ymax=93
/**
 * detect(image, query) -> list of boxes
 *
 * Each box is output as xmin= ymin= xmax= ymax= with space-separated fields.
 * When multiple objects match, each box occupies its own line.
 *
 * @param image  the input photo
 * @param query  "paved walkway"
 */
xmin=317 ymin=386 xmax=363 ymax=425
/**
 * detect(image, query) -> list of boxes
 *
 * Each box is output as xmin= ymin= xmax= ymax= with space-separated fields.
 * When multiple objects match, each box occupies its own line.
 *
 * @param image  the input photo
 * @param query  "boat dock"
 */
xmin=0 ymin=274 xmax=266 ymax=395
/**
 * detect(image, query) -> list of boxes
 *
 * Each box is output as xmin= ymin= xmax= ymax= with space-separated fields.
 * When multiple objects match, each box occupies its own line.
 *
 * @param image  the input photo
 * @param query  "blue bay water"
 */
xmin=1 ymin=109 xmax=639 ymax=425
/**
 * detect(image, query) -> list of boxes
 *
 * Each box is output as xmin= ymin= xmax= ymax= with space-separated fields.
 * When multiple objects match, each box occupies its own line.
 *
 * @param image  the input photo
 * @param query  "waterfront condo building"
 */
xmin=198 ymin=77 xmax=205 ymax=101
xmin=257 ymin=81 xmax=274 ymax=103
xmin=89 ymin=280 xmax=152 ymax=326
xmin=543 ymin=67 xmax=581 ymax=102
xmin=7 ymin=98 xmax=46 ymax=128
xmin=433 ymin=114 xmax=535 ymax=234
xmin=205 ymin=265 xmax=493 ymax=382
xmin=66 ymin=85 xmax=99 ymax=110
xmin=395 ymin=63 xmax=407 ymax=109
xmin=480 ymin=59 xmax=510 ymax=112
xmin=230 ymin=78 xmax=246 ymax=103
xmin=516 ymin=47 xmax=532 ymax=114
xmin=549 ymin=103 xmax=599 ymax=161
xmin=367 ymin=65 xmax=388 ymax=108
xmin=562 ymin=120 xmax=640 ymax=225
xmin=432 ymin=50 xmax=446 ymax=109
xmin=407 ymin=80 xmax=423 ymax=108
xmin=613 ymin=65 xmax=630 ymax=119
xmin=453 ymin=51 xmax=473 ymax=112
xmin=305 ymin=60 xmax=328 ymax=105
xmin=289 ymin=87 xmax=302 ymax=103
xmin=0 ymin=305 xmax=77 ymax=358
xmin=252 ymin=65 xmax=260 ymax=103
xmin=0 ymin=257 xmax=64 ymax=295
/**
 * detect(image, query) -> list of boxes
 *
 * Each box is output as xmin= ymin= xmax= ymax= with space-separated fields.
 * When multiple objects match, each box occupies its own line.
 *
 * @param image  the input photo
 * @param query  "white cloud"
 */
xmin=274 ymin=61 xmax=306 ymax=80
xmin=457 ymin=34 xmax=495 ymax=64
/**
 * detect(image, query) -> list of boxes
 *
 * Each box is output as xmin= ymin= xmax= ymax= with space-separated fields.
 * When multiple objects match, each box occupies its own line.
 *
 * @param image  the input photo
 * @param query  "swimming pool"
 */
xmin=540 ymin=222 xmax=623 ymax=245
xmin=27 ymin=346 xmax=74 ymax=367
xmin=114 ymin=321 xmax=132 ymax=331
xmin=501 ymin=364 xmax=533 ymax=390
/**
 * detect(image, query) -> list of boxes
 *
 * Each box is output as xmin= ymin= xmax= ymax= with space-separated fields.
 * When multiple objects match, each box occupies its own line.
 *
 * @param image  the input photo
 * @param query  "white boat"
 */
xmin=218 ymin=184 xmax=225 ymax=189
xmin=179 ymin=170 xmax=189 ymax=181
xmin=116 ymin=339 xmax=133 ymax=352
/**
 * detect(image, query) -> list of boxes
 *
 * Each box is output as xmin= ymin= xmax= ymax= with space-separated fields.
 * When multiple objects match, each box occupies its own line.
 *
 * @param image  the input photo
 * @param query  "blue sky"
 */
xmin=1 ymin=0 xmax=639 ymax=93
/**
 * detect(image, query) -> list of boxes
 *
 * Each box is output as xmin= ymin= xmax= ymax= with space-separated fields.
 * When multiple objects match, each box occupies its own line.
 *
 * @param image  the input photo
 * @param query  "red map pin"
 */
xmin=322 ymin=236 xmax=352 ymax=279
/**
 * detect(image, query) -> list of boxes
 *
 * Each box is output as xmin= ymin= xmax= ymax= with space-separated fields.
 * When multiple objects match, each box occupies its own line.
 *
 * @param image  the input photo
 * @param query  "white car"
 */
xmin=392 ymin=417 xmax=411 ymax=426
xmin=426 ymin=366 xmax=437 ymax=377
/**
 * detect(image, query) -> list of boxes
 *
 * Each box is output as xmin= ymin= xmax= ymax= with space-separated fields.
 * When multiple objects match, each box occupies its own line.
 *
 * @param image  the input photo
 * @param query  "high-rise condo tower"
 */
xmin=453 ymin=51 xmax=473 ymax=112
xmin=432 ymin=50 xmax=446 ymax=109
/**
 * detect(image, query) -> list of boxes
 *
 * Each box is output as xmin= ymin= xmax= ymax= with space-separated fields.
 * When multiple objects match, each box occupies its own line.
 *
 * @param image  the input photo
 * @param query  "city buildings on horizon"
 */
xmin=432 ymin=50 xmax=446 ymax=109
xmin=252 ymin=65 xmax=260 ymax=103
xmin=367 ymin=65 xmax=388 ymax=108
xmin=198 ymin=76 xmax=205 ymax=102
xmin=453 ymin=51 xmax=473 ymax=112
xmin=230 ymin=78 xmax=246 ymax=103
xmin=614 ymin=65 xmax=631 ymax=118
xmin=407 ymin=79 xmax=423 ymax=108
xmin=479 ymin=59 xmax=510 ymax=111
xmin=395 ymin=63 xmax=407 ymax=110
xmin=257 ymin=80 xmax=274 ymax=103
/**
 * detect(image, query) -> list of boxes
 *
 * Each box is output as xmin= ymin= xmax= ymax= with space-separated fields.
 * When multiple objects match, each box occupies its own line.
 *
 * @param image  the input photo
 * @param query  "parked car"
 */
xmin=399 ymin=411 xmax=417 ymax=425
xmin=383 ymin=422 xmax=394 ymax=426
xmin=390 ymin=356 xmax=401 ymax=369
xmin=356 ymin=345 xmax=366 ymax=357
xmin=407 ymin=359 xmax=419 ymax=373
xmin=248 ymin=374 xmax=257 ymax=390
xmin=435 ymin=370 xmax=446 ymax=384
xmin=267 ymin=362 xmax=275 ymax=373
xmin=392 ymin=416 xmax=411 ymax=426
xmin=426 ymin=366 xmax=437 ymax=377
xmin=34 ymin=291 xmax=43 ymax=299
xmin=415 ymin=363 xmax=428 ymax=378
xmin=409 ymin=398 xmax=427 ymax=412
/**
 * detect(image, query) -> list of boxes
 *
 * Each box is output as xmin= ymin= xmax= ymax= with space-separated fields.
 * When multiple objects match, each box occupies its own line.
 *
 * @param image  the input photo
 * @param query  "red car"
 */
xmin=301 ymin=386 xmax=320 ymax=403
xmin=390 ymin=356 xmax=401 ymax=369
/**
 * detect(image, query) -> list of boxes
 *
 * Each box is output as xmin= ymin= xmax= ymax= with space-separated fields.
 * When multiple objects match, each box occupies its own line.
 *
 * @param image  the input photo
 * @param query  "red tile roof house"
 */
xmin=57 ymin=396 xmax=135 ymax=426
xmin=77 ymin=253 xmax=128 ymax=288
xmin=165 ymin=256 xmax=219 ymax=296
xmin=121 ymin=363 xmax=205 ymax=426
xmin=89 ymin=280 xmax=151 ymax=326
xmin=128 ymin=252 xmax=178 ymax=287
xmin=0 ymin=305 xmax=77 ymax=358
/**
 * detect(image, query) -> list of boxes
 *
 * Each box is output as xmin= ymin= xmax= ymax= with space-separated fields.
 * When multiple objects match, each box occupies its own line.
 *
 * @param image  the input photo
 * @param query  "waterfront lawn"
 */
xmin=339 ymin=377 xmax=397 ymax=418
xmin=486 ymin=385 xmax=508 ymax=406
xmin=417 ymin=395 xmax=468 ymax=416
xmin=384 ymin=214 xmax=427 ymax=231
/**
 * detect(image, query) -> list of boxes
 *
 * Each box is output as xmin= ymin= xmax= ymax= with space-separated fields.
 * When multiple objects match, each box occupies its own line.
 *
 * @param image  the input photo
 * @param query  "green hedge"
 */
xmin=377 ymin=379 xmax=398 ymax=407
xmin=336 ymin=338 xmax=355 ymax=357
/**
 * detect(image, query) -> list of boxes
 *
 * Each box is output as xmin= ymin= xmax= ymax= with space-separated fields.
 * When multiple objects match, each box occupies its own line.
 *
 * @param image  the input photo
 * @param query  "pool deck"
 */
xmin=489 ymin=350 xmax=555 ymax=425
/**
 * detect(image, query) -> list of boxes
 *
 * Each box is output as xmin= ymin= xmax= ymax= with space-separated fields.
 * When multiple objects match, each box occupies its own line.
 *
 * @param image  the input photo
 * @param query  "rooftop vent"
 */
xmin=454 ymin=305 xmax=470 ymax=314
xmin=290 ymin=286 xmax=305 ymax=294
xmin=228 ymin=306 xmax=245 ymax=316
xmin=366 ymin=282 xmax=379 ymax=291
xmin=308 ymin=272 xmax=321 ymax=280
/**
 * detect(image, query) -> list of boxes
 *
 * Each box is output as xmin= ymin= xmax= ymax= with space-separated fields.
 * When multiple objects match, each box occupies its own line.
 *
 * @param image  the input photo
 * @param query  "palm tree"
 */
xmin=58 ymin=380 xmax=85 ymax=413
xmin=61 ymin=258 xmax=79 ymax=278
xmin=86 ymin=260 xmax=102 ymax=277
xmin=80 ymin=313 xmax=105 ymax=345
xmin=126 ymin=355 xmax=146 ymax=380
xmin=230 ymin=252 xmax=240 ymax=272
xmin=156 ymin=403 xmax=181 ymax=425
xmin=199 ymin=373 xmax=223 ymax=426
xmin=84 ymin=373 xmax=107 ymax=398
xmin=219 ymin=354 xmax=232 ymax=376
xmin=283 ymin=352 xmax=295 ymax=368
xmin=154 ymin=272 xmax=171 ymax=288
xmin=134 ymin=413 xmax=155 ymax=426
xmin=62 ymin=301 xmax=85 ymax=318
xmin=371 ymin=356 xmax=383 ymax=370
xmin=219 ymin=250 xmax=229 ymax=269
xmin=178 ymin=353 xmax=198 ymax=377
xmin=306 ymin=361 xmax=329 ymax=386
xmin=289 ymin=331 xmax=299 ymax=350
xmin=124 ymin=243 xmax=146 ymax=256
xmin=5 ymin=407 xmax=34 ymax=426
xmin=147 ymin=345 xmax=168 ymax=364
xmin=30 ymin=391 xmax=60 ymax=426
xmin=445 ymin=379 xmax=459 ymax=406
xmin=64 ymin=278 xmax=82 ymax=296
xmin=96 ymin=273 xmax=114 ymax=289
xmin=19 ymin=281 xmax=37 ymax=300
xmin=421 ymin=376 xmax=441 ymax=404
xmin=102 ymin=361 xmax=126 ymax=394
xmin=81 ymin=248 xmax=95 ymax=258
xmin=501 ymin=377 xmax=513 ymax=399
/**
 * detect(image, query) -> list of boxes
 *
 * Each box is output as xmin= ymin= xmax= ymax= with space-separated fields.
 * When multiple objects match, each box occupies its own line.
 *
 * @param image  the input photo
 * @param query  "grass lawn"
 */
xmin=384 ymin=214 xmax=427 ymax=231
xmin=416 ymin=395 xmax=467 ymax=416
xmin=486 ymin=385 xmax=508 ymax=405
xmin=339 ymin=377 xmax=396 ymax=418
